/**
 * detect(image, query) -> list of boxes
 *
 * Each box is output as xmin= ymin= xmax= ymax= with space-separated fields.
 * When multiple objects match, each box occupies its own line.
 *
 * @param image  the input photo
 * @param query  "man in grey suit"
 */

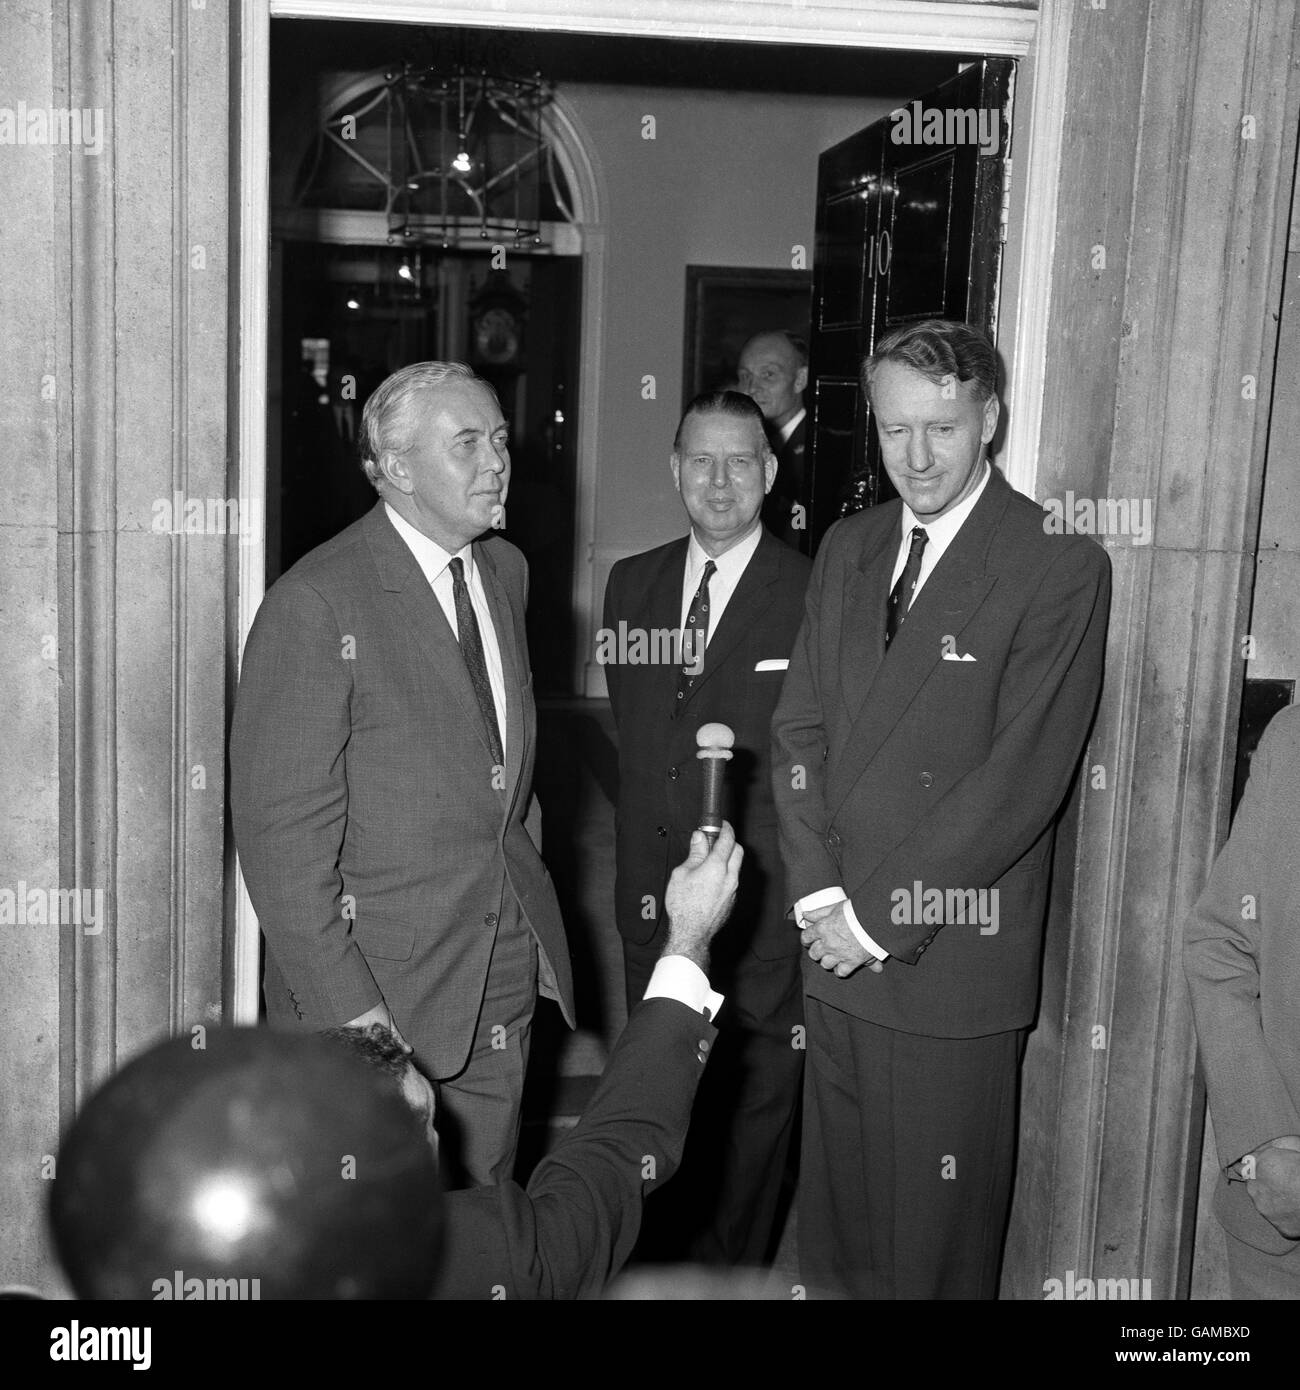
xmin=1185 ymin=704 xmax=1300 ymax=1297
xmin=230 ymin=361 xmax=573 ymax=1188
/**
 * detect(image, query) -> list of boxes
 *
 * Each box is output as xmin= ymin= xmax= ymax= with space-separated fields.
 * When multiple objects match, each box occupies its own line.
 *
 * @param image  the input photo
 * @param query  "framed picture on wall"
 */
xmin=682 ymin=265 xmax=814 ymax=408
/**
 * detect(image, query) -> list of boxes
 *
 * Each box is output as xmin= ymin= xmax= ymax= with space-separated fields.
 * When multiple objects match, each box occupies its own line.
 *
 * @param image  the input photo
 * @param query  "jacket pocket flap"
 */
xmin=354 ymin=914 xmax=416 ymax=962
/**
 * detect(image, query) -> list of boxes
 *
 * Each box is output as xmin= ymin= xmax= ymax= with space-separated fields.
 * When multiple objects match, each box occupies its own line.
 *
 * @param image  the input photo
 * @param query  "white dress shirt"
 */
xmin=775 ymin=407 xmax=806 ymax=447
xmin=795 ymin=461 xmax=992 ymax=961
xmin=887 ymin=460 xmax=991 ymax=602
xmin=644 ymin=956 xmax=725 ymax=1022
xmin=384 ymin=501 xmax=508 ymax=760
xmin=679 ymin=523 xmax=763 ymax=641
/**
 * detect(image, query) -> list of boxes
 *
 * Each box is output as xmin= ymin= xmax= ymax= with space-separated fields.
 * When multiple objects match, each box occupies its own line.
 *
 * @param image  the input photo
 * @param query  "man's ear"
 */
xmin=763 ymin=451 xmax=777 ymax=495
xmin=669 ymin=452 xmax=681 ymax=491
xmin=380 ymin=451 xmax=413 ymax=494
xmin=981 ymin=394 xmax=1000 ymax=445
xmin=795 ymin=366 xmax=809 ymax=395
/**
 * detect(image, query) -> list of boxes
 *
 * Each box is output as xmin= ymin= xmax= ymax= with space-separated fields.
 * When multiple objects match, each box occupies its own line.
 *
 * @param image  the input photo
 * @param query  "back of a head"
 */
xmin=50 ymin=1028 xmax=441 ymax=1300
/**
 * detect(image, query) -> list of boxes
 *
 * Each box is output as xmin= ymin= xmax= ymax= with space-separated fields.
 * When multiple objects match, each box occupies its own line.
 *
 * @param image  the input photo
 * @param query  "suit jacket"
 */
xmin=762 ymin=415 xmax=807 ymax=547
xmin=1185 ymin=705 xmax=1300 ymax=1254
xmin=230 ymin=502 xmax=574 ymax=1078
xmin=603 ymin=529 xmax=811 ymax=959
xmin=433 ymin=995 xmax=716 ymax=1298
xmin=771 ymin=466 xmax=1110 ymax=1037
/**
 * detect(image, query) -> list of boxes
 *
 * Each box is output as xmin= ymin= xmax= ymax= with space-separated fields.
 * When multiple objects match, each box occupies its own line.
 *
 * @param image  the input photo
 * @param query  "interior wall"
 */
xmin=567 ymin=82 xmax=895 ymax=688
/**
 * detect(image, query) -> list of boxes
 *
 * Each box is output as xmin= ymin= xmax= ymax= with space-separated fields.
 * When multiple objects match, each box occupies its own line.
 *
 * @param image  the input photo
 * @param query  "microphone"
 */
xmin=696 ymin=722 xmax=735 ymax=848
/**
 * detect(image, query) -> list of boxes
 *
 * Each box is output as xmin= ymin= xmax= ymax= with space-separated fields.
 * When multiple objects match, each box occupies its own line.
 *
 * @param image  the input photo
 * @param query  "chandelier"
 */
xmin=295 ymin=59 xmax=574 ymax=249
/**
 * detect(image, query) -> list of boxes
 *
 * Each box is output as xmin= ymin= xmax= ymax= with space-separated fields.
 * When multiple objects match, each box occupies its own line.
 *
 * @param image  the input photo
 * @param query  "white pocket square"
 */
xmin=754 ymin=658 xmax=789 ymax=672
xmin=942 ymin=651 xmax=977 ymax=662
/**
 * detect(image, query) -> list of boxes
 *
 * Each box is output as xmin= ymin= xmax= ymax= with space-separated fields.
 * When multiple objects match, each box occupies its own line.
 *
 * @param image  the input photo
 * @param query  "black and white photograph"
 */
xmin=2 ymin=0 xmax=1299 ymax=1362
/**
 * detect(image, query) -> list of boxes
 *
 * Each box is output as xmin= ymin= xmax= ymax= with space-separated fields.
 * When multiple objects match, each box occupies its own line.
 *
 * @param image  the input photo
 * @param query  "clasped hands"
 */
xmin=799 ymin=900 xmax=884 ymax=978
xmin=1228 ymin=1135 xmax=1300 ymax=1239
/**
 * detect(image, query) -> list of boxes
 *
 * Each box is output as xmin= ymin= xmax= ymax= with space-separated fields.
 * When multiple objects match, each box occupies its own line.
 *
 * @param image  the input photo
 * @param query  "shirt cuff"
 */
xmin=794 ymin=886 xmax=889 ymax=961
xmin=842 ymin=897 xmax=890 ymax=962
xmin=644 ymin=955 xmax=725 ymax=1023
xmin=794 ymin=886 xmax=848 ymax=917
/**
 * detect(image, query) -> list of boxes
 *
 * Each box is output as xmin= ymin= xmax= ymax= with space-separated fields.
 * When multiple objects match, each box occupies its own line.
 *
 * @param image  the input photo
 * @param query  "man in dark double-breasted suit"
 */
xmin=603 ymin=390 xmax=811 ymax=1265
xmin=773 ymin=320 xmax=1110 ymax=1299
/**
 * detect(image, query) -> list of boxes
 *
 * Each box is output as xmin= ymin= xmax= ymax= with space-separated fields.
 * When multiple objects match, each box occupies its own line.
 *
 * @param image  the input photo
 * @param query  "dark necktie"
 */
xmin=676 ymin=559 xmax=716 ymax=706
xmin=885 ymin=526 xmax=928 ymax=648
xmin=448 ymin=556 xmax=504 ymax=766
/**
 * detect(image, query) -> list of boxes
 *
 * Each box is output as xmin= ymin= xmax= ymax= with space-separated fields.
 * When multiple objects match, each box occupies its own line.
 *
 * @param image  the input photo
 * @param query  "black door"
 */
xmin=805 ymin=58 xmax=1015 ymax=552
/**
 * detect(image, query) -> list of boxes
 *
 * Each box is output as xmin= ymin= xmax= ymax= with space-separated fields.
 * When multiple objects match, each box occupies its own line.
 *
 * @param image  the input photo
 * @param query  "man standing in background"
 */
xmin=603 ymin=390 xmax=810 ymax=1265
xmin=738 ymin=330 xmax=808 ymax=548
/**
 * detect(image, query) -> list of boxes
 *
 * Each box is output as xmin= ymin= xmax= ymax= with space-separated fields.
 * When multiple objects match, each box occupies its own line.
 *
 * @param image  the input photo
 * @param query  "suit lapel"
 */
xmin=627 ymin=539 xmax=690 ymax=711
xmin=839 ymin=520 xmax=897 ymax=724
xmin=828 ymin=472 xmax=1010 ymax=817
xmin=364 ymin=503 xmax=501 ymax=769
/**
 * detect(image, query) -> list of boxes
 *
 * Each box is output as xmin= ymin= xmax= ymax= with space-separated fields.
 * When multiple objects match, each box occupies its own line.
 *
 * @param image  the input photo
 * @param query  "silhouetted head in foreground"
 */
xmin=50 ymin=1027 xmax=441 ymax=1299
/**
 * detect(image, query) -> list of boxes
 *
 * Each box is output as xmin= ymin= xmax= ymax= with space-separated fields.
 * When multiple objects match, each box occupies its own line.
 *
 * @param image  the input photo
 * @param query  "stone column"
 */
xmin=1004 ymin=0 xmax=1300 ymax=1298
xmin=0 ymin=0 xmax=231 ymax=1290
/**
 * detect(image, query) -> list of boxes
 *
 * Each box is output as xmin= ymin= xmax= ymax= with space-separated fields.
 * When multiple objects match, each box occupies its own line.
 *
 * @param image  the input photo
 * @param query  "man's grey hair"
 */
xmin=357 ymin=361 xmax=497 ymax=489
xmin=861 ymin=319 xmax=999 ymax=406
xmin=743 ymin=329 xmax=808 ymax=369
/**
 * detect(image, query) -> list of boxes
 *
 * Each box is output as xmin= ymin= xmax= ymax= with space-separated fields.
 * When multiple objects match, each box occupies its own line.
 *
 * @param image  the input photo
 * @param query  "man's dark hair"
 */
xmin=324 ymin=1022 xmax=410 ymax=1091
xmin=673 ymin=389 xmax=772 ymax=453
xmin=49 ymin=1027 xmax=441 ymax=1299
xmin=861 ymin=319 xmax=998 ymax=405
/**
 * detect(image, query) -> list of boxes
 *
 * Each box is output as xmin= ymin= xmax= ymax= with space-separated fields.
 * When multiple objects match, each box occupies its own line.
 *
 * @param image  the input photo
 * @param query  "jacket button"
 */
xmin=826 ymin=829 xmax=841 ymax=849
xmin=484 ymin=912 xmax=498 ymax=928
xmin=656 ymin=826 xmax=668 ymax=838
xmin=669 ymin=766 xmax=679 ymax=780
xmin=919 ymin=772 xmax=934 ymax=788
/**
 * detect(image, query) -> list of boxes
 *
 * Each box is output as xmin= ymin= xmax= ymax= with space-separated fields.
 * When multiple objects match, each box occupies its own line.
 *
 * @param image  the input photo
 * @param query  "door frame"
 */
xmin=233 ymin=0 xmax=1068 ymax=1019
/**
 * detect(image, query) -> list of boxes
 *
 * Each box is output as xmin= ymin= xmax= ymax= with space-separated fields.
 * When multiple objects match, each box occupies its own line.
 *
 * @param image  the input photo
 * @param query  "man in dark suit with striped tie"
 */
xmin=773 ymin=320 xmax=1110 ymax=1298
xmin=603 ymin=391 xmax=810 ymax=1264
xmin=231 ymin=362 xmax=573 ymax=1190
